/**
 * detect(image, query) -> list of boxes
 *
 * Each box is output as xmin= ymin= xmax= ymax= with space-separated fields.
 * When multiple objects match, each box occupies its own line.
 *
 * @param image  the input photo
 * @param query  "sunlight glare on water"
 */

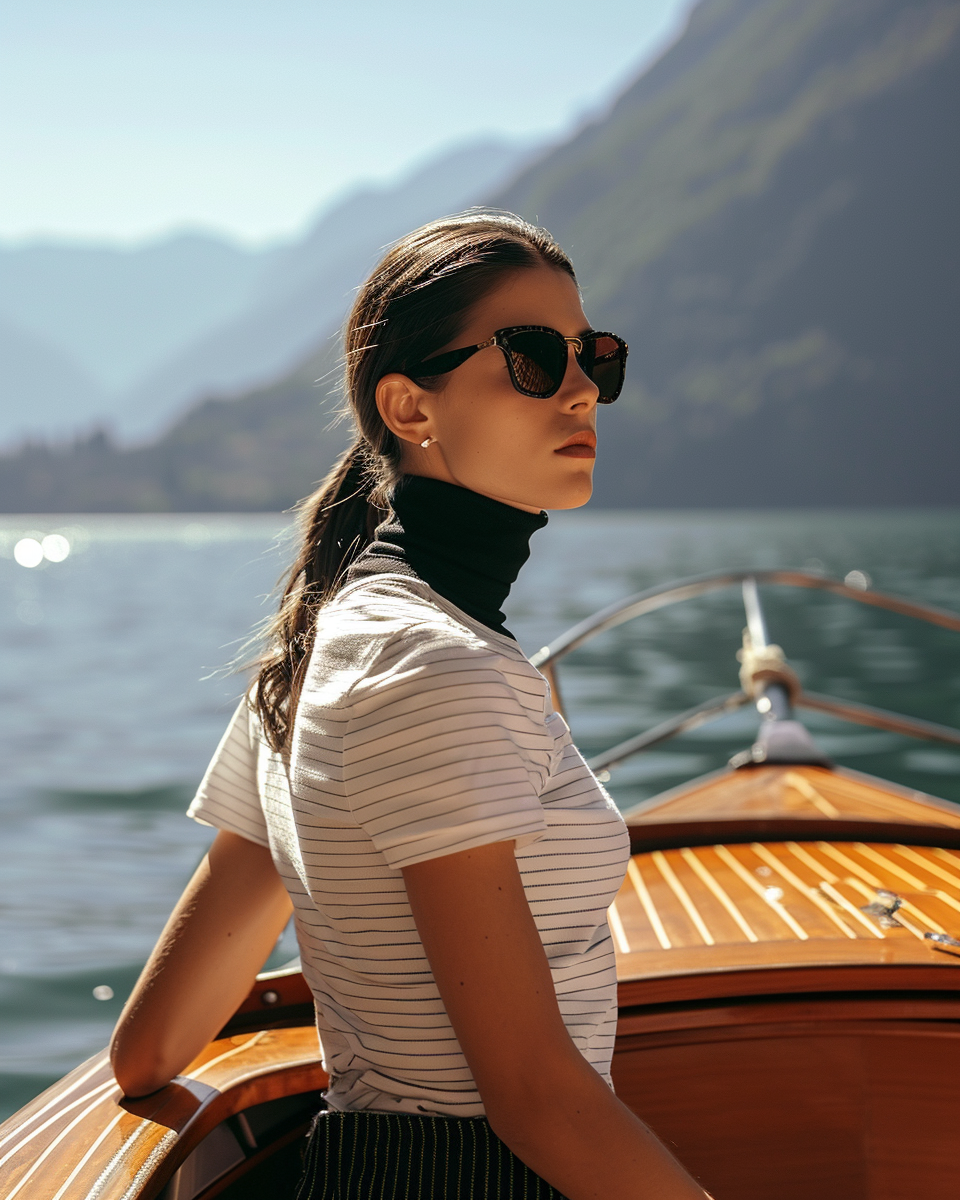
xmin=13 ymin=538 xmax=45 ymax=568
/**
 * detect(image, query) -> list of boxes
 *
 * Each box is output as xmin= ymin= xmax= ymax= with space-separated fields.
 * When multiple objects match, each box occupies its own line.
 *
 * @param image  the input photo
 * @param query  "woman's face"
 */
xmin=376 ymin=265 xmax=601 ymax=512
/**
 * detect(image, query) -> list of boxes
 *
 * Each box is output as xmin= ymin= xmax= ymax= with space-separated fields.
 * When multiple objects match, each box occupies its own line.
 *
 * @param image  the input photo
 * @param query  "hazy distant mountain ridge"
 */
xmin=112 ymin=141 xmax=535 ymax=441
xmin=0 ymin=140 xmax=533 ymax=448
xmin=0 ymin=233 xmax=268 ymax=407
xmin=0 ymin=318 xmax=106 ymax=441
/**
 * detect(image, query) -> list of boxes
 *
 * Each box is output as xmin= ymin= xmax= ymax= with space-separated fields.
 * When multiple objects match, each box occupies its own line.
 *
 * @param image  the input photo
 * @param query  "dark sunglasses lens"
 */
xmin=583 ymin=335 xmax=625 ymax=403
xmin=505 ymin=331 xmax=567 ymax=396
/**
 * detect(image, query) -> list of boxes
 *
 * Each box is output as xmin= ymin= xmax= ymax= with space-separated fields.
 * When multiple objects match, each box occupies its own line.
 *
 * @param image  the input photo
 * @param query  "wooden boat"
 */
xmin=3 ymin=570 xmax=960 ymax=1200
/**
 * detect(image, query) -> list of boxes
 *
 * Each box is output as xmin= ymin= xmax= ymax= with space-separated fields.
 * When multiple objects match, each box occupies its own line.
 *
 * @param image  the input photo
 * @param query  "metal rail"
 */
xmin=586 ymin=691 xmax=750 ymax=774
xmin=798 ymin=692 xmax=960 ymax=747
xmin=530 ymin=569 xmax=960 ymax=670
xmin=585 ymin=689 xmax=960 ymax=778
xmin=536 ymin=569 xmax=960 ymax=772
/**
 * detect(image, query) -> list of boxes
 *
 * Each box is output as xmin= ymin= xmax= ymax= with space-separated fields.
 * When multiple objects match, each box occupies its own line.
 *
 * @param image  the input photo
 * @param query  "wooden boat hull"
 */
xmin=613 ymin=994 xmax=960 ymax=1199
xmin=3 ymin=763 xmax=959 ymax=1199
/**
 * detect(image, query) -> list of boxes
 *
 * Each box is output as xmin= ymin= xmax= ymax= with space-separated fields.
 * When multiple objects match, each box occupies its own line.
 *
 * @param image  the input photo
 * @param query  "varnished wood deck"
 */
xmin=611 ymin=840 xmax=960 ymax=994
xmin=3 ymin=763 xmax=959 ymax=1199
xmin=627 ymin=763 xmax=960 ymax=829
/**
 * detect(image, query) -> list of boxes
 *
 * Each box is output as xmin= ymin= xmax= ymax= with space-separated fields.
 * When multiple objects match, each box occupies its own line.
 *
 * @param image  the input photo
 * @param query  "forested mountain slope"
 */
xmin=496 ymin=0 xmax=960 ymax=505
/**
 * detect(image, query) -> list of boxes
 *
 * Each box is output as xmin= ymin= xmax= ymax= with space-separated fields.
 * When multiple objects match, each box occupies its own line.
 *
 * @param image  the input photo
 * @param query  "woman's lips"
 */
xmin=555 ymin=432 xmax=597 ymax=459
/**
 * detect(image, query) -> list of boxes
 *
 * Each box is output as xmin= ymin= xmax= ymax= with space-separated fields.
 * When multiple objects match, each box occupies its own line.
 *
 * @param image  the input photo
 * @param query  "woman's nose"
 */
xmin=561 ymin=343 xmax=599 ymax=408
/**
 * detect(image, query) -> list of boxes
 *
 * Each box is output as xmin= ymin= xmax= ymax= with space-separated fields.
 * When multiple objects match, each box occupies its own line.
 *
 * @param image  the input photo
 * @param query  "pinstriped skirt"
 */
xmin=295 ymin=1110 xmax=568 ymax=1199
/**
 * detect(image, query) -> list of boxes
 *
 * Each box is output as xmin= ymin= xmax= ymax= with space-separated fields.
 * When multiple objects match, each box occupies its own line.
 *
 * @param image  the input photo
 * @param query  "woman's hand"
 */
xmin=402 ymin=841 xmax=710 ymax=1200
xmin=110 ymin=830 xmax=292 ymax=1097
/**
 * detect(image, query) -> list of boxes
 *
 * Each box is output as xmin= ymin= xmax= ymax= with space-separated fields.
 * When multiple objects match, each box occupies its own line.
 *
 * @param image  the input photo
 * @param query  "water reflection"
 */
xmin=14 ymin=538 xmax=45 ymax=568
xmin=9 ymin=530 xmax=75 ymax=567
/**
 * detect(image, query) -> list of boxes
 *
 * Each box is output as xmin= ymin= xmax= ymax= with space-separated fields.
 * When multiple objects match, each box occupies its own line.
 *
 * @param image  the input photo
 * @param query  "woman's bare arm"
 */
xmin=402 ymin=841 xmax=710 ymax=1200
xmin=110 ymin=830 xmax=293 ymax=1097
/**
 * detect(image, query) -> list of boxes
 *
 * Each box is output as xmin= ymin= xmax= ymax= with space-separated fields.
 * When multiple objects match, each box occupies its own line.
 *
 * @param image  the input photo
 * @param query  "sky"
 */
xmin=0 ymin=0 xmax=693 ymax=246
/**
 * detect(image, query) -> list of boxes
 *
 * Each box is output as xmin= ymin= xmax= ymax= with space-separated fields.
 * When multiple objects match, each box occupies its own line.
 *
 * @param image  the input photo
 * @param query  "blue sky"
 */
xmin=1 ymin=0 xmax=693 ymax=245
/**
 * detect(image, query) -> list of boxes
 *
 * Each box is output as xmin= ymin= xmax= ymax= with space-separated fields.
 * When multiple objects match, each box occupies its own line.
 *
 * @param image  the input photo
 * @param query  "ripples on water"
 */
xmin=1 ymin=509 xmax=959 ymax=1118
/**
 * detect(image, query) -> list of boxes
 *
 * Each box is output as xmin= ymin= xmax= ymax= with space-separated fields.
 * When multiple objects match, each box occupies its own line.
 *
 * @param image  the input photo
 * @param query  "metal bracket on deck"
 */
xmin=730 ymin=579 xmax=833 ymax=770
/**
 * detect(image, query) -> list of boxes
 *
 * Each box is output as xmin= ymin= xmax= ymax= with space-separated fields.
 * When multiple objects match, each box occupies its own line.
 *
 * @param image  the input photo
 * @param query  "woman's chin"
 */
xmin=465 ymin=458 xmax=596 ymax=512
xmin=541 ymin=468 xmax=595 ymax=512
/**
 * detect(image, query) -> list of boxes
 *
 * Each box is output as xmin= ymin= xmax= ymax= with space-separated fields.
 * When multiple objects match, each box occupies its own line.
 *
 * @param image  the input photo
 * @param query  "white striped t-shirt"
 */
xmin=188 ymin=574 xmax=630 ymax=1117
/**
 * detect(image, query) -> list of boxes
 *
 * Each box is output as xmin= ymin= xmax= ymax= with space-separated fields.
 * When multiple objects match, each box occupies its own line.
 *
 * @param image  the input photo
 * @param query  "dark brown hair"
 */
xmin=254 ymin=210 xmax=576 ymax=751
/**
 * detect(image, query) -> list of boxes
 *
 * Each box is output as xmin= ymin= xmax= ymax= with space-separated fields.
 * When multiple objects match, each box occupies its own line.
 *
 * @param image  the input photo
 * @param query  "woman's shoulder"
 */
xmin=325 ymin=573 xmax=451 ymax=626
xmin=306 ymin=574 xmax=541 ymax=704
xmin=321 ymin=574 xmax=513 ymax=654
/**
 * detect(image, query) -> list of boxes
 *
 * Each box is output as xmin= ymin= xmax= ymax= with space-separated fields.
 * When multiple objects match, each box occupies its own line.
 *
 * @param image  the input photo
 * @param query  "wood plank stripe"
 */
xmin=189 ymin=1031 xmax=266 ymax=1079
xmin=679 ymin=848 xmax=758 ymax=943
xmin=77 ymin=1032 xmax=269 ymax=1200
xmin=222 ymin=1052 xmax=322 ymax=1089
xmin=839 ymin=876 xmax=933 ymax=941
xmin=895 ymin=844 xmax=960 ymax=889
xmin=814 ymin=843 xmax=945 ymax=937
xmin=816 ymin=881 xmax=888 ymax=940
xmin=0 ymin=1079 xmax=118 ymax=1171
xmin=0 ymin=1055 xmax=110 ymax=1154
xmin=854 ymin=844 xmax=930 ymax=891
xmin=855 ymin=845 xmax=960 ymax=918
xmin=49 ymin=1111 xmax=125 ymax=1200
xmin=750 ymin=843 xmax=858 ymax=939
xmin=99 ymin=1129 xmax=178 ymax=1200
xmin=651 ymin=851 xmax=714 ymax=945
xmin=607 ymin=901 xmax=631 ymax=954
xmin=89 ymin=1036 xmax=321 ymax=1200
xmin=5 ymin=1088 xmax=118 ymax=1200
xmin=783 ymin=771 xmax=840 ymax=817
xmin=786 ymin=841 xmax=839 ymax=884
xmin=713 ymin=845 xmax=809 ymax=940
xmin=627 ymin=858 xmax=671 ymax=950
xmin=816 ymin=842 xmax=885 ymax=886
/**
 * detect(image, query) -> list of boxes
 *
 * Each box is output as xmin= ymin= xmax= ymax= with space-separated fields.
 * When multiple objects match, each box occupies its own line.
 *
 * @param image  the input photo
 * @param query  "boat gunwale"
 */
xmin=0 ymin=1032 xmax=326 ymax=1200
xmin=623 ymin=763 xmax=960 ymax=825
xmin=626 ymin=817 xmax=960 ymax=854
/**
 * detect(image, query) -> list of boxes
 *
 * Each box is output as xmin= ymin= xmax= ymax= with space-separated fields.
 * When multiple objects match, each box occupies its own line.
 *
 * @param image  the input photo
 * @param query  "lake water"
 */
xmin=2 ymin=508 xmax=959 ymax=1121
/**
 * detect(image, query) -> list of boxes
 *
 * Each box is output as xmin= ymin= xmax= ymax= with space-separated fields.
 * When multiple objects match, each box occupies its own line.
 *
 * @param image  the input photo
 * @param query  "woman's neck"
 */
xmin=345 ymin=475 xmax=548 ymax=637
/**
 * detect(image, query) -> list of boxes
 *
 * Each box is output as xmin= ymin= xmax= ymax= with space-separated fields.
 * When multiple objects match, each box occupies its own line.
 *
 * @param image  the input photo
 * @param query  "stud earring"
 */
xmin=420 ymin=436 xmax=433 ymax=448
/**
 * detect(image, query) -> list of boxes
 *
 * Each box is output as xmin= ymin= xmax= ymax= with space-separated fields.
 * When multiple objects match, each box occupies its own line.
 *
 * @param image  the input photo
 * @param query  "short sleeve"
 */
xmin=187 ymin=698 xmax=270 ymax=849
xmin=341 ymin=634 xmax=550 ymax=870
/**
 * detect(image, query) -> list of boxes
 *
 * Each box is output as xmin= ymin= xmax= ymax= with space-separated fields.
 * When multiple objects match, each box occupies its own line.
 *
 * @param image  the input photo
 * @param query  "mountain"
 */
xmin=0 ymin=233 xmax=267 ymax=398
xmin=0 ymin=318 xmax=106 ymax=441
xmin=0 ymin=341 xmax=348 ymax=512
xmin=0 ymin=139 xmax=533 ymax=448
xmin=495 ymin=0 xmax=960 ymax=505
xmin=110 ymin=139 xmax=536 ymax=441
xmin=1 ymin=0 xmax=957 ymax=511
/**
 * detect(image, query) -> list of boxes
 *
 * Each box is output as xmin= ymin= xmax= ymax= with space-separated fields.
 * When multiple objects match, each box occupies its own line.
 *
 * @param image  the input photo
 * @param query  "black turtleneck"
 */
xmin=344 ymin=475 xmax=548 ymax=638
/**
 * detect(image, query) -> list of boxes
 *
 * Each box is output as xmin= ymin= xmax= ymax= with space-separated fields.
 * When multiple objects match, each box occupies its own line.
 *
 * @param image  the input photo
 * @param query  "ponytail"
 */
xmin=253 ymin=440 xmax=386 ymax=751
xmin=252 ymin=210 xmax=576 ymax=751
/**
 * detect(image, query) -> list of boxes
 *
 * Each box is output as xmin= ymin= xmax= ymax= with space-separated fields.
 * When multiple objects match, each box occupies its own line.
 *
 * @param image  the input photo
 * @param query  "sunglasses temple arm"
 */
xmin=408 ymin=343 xmax=484 ymax=378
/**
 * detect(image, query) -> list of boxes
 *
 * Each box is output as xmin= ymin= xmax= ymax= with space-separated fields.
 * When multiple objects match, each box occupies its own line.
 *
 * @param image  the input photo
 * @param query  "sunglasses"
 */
xmin=408 ymin=325 xmax=629 ymax=403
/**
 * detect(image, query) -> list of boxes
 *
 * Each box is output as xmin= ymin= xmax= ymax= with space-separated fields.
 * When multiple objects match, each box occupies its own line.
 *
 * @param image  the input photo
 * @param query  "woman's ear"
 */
xmin=376 ymin=374 xmax=433 ymax=447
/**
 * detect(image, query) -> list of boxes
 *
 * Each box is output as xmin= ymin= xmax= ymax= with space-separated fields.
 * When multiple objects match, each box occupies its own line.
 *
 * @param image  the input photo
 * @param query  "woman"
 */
xmin=110 ymin=213 xmax=710 ymax=1199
